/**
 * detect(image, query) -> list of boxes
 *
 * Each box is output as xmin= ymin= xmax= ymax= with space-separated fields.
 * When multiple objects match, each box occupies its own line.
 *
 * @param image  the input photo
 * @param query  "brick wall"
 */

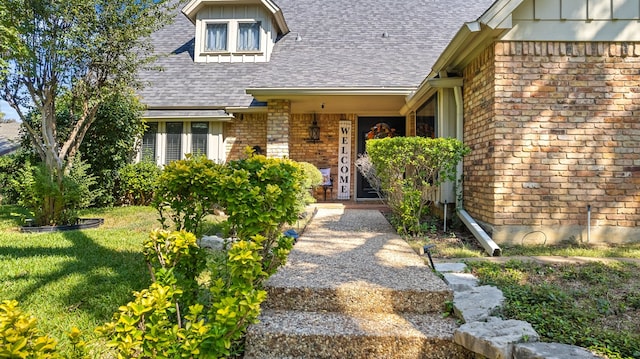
xmin=267 ymin=100 xmax=290 ymax=158
xmin=464 ymin=41 xmax=640 ymax=244
xmin=224 ymin=113 xmax=267 ymax=161
xmin=463 ymin=45 xmax=497 ymax=225
xmin=289 ymin=113 xmax=357 ymax=201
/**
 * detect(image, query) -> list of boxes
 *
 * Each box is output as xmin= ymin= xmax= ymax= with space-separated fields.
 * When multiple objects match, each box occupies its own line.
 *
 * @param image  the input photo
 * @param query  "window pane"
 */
xmin=238 ymin=22 xmax=260 ymax=51
xmin=206 ymin=23 xmax=227 ymax=51
xmin=416 ymin=95 xmax=437 ymax=138
xmin=165 ymin=122 xmax=183 ymax=165
xmin=142 ymin=123 xmax=157 ymax=162
xmin=191 ymin=122 xmax=208 ymax=156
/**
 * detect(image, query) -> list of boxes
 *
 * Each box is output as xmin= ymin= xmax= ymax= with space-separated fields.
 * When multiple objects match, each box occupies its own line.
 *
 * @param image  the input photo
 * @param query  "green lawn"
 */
xmin=0 ymin=205 xmax=160 ymax=356
xmin=468 ymin=259 xmax=640 ymax=359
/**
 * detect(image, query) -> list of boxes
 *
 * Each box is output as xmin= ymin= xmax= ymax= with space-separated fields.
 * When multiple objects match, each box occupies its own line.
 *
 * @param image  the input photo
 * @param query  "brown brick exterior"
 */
xmin=289 ymin=113 xmax=357 ymax=200
xmin=226 ymin=110 xmax=359 ymax=201
xmin=267 ymin=100 xmax=291 ymax=158
xmin=224 ymin=113 xmax=267 ymax=161
xmin=463 ymin=45 xmax=497 ymax=226
xmin=463 ymin=41 xmax=640 ymax=244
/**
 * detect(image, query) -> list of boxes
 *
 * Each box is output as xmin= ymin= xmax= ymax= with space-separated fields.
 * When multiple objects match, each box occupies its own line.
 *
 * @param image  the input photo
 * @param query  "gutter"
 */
xmin=246 ymin=87 xmax=415 ymax=100
xmin=453 ymin=85 xmax=501 ymax=256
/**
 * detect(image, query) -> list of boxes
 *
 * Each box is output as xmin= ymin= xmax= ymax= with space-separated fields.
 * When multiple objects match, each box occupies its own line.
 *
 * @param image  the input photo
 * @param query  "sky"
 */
xmin=0 ymin=100 xmax=20 ymax=122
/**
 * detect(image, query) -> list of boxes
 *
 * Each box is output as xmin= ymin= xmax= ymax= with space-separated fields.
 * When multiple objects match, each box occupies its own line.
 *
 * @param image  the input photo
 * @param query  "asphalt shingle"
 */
xmin=138 ymin=0 xmax=497 ymax=110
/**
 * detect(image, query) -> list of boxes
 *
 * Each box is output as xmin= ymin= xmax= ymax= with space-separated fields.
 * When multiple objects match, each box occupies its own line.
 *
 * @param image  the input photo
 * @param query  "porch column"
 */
xmin=266 ymin=99 xmax=290 ymax=158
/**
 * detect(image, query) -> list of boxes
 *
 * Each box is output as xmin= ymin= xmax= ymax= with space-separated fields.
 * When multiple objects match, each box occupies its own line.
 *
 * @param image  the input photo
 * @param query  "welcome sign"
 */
xmin=338 ymin=120 xmax=351 ymax=200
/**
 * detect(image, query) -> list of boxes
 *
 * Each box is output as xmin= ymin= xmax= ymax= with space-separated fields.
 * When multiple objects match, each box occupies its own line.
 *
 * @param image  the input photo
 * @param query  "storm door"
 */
xmin=356 ymin=117 xmax=405 ymax=199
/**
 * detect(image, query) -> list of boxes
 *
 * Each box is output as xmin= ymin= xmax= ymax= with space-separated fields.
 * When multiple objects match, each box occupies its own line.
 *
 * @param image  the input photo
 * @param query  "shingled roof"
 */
xmin=0 ymin=121 xmax=21 ymax=156
xmin=138 ymin=0 xmax=496 ymax=114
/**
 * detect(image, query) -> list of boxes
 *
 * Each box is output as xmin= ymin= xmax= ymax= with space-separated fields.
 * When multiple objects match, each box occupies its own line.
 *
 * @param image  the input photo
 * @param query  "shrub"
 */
xmin=219 ymin=153 xmax=302 ymax=275
xmin=357 ymin=137 xmax=469 ymax=236
xmin=117 ymin=160 xmax=161 ymax=206
xmin=97 ymin=230 xmax=280 ymax=358
xmin=153 ymin=154 xmax=224 ymax=237
xmin=12 ymin=158 xmax=97 ymax=226
xmin=0 ymin=299 xmax=61 ymax=358
xmin=0 ymin=300 xmax=87 ymax=358
xmin=143 ymin=229 xmax=206 ymax=310
xmin=0 ymin=150 xmax=31 ymax=204
xmin=297 ymin=161 xmax=323 ymax=206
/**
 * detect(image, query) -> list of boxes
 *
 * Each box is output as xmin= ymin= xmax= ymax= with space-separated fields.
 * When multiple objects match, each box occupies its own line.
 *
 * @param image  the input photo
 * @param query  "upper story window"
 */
xmin=203 ymin=20 xmax=262 ymax=54
xmin=205 ymin=22 xmax=228 ymax=51
xmin=238 ymin=22 xmax=260 ymax=51
xmin=183 ymin=0 xmax=289 ymax=63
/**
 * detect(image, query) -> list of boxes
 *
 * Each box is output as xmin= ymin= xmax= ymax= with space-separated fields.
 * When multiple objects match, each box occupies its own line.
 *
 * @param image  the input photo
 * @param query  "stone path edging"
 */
xmin=435 ymin=262 xmax=603 ymax=359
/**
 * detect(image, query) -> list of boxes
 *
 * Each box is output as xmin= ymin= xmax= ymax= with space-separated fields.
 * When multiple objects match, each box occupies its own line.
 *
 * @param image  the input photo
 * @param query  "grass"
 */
xmin=467 ymin=259 xmax=640 ymax=359
xmin=0 ymin=205 xmax=161 ymax=356
xmin=501 ymin=243 xmax=640 ymax=259
xmin=398 ymin=213 xmax=640 ymax=358
xmin=400 ymin=214 xmax=640 ymax=260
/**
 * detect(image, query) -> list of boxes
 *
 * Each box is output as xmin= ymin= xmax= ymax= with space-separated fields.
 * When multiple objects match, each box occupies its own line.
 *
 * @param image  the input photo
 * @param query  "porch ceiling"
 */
xmin=246 ymin=88 xmax=412 ymax=115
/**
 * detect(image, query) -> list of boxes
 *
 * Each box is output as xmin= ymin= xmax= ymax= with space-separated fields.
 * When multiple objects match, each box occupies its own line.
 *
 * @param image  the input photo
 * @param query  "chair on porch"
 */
xmin=319 ymin=168 xmax=333 ymax=201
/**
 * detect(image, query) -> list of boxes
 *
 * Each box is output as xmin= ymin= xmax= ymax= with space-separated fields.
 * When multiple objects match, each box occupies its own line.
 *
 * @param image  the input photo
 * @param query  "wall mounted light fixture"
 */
xmin=306 ymin=113 xmax=320 ymax=143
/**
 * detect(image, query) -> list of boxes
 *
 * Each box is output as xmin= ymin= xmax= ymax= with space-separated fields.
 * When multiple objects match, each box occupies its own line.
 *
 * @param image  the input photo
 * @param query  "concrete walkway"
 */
xmin=244 ymin=204 xmax=470 ymax=358
xmin=244 ymin=204 xmax=620 ymax=358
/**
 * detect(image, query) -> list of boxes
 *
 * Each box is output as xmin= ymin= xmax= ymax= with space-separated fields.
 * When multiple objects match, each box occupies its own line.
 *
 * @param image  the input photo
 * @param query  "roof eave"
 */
xmin=478 ymin=0 xmax=525 ymax=29
xmin=181 ymin=0 xmax=289 ymax=34
xmin=246 ymin=87 xmax=415 ymax=101
xmin=404 ymin=0 xmax=523 ymax=111
xmin=225 ymin=106 xmax=268 ymax=113
xmin=144 ymin=115 xmax=235 ymax=121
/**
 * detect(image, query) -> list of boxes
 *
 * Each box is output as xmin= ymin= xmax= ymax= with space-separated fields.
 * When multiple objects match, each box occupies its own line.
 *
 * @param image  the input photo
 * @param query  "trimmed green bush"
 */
xmin=357 ymin=137 xmax=469 ymax=236
xmin=97 ymin=230 xmax=282 ymax=358
xmin=117 ymin=160 xmax=161 ymax=206
xmin=297 ymin=161 xmax=323 ymax=206
xmin=153 ymin=154 xmax=224 ymax=237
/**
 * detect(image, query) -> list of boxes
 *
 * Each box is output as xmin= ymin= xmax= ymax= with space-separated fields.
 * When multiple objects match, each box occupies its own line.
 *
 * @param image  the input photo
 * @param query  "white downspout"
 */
xmin=453 ymin=86 xmax=501 ymax=256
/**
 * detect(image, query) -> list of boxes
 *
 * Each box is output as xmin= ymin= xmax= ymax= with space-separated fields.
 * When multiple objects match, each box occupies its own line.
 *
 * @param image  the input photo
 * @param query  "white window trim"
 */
xmin=202 ymin=20 xmax=230 ymax=54
xmin=201 ymin=19 xmax=264 ymax=56
xmin=236 ymin=20 xmax=262 ymax=53
xmin=139 ymin=121 xmax=226 ymax=166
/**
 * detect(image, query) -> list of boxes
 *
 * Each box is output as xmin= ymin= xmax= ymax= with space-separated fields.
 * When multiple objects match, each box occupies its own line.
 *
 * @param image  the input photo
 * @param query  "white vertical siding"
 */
xmin=506 ymin=0 xmax=640 ymax=41
xmin=194 ymin=4 xmax=277 ymax=63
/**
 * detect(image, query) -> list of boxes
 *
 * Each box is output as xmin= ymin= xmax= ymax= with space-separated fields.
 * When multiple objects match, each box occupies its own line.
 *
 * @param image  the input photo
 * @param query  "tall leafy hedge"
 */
xmin=358 ymin=137 xmax=469 ymax=236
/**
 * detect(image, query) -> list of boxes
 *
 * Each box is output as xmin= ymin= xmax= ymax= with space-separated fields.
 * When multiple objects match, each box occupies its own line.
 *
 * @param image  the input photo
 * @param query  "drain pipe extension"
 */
xmin=453 ymin=85 xmax=502 ymax=256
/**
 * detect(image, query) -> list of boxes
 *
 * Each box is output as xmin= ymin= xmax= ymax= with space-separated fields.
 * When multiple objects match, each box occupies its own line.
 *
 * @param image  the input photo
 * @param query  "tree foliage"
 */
xmin=20 ymin=91 xmax=147 ymax=206
xmin=0 ymin=0 xmax=174 ymax=224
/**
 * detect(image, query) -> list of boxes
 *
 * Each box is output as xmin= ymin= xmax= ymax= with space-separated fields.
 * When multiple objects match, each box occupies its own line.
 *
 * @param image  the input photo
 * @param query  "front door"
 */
xmin=356 ymin=117 xmax=405 ymax=199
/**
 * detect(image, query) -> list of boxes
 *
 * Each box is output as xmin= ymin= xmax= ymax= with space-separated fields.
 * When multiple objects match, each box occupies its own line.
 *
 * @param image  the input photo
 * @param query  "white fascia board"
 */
xmin=478 ymin=0 xmax=524 ymax=29
xmin=427 ymin=77 xmax=463 ymax=88
xmin=182 ymin=0 xmax=200 ymax=24
xmin=246 ymin=87 xmax=415 ymax=101
xmin=400 ymin=76 xmax=437 ymax=115
xmin=403 ymin=24 xmax=475 ymax=112
xmin=225 ymin=106 xmax=268 ymax=113
xmin=144 ymin=115 xmax=235 ymax=121
xmin=430 ymin=24 xmax=476 ymax=75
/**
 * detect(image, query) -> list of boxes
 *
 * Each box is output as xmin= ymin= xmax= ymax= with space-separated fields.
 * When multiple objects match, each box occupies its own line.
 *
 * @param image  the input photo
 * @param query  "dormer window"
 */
xmin=183 ymin=0 xmax=289 ymax=63
xmin=203 ymin=20 xmax=262 ymax=54
xmin=238 ymin=22 xmax=260 ymax=51
xmin=205 ymin=22 xmax=228 ymax=51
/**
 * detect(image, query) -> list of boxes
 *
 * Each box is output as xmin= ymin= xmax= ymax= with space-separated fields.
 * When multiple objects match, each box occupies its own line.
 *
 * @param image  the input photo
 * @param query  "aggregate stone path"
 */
xmin=244 ymin=204 xmax=604 ymax=359
xmin=244 ymin=205 xmax=470 ymax=358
